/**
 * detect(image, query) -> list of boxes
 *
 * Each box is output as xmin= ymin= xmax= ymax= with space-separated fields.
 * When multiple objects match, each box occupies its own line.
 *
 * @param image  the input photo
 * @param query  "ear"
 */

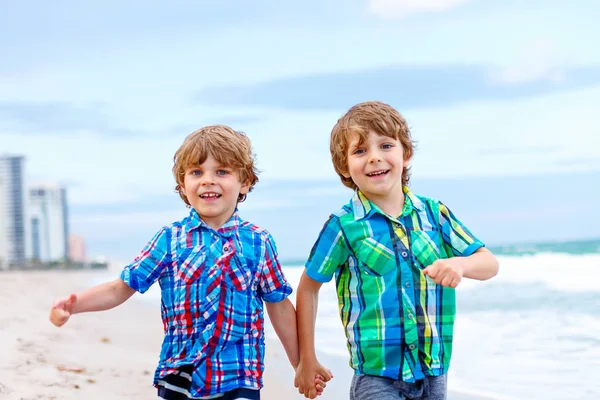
xmin=240 ymin=180 xmax=251 ymax=195
xmin=403 ymin=155 xmax=412 ymax=168
xmin=340 ymin=164 xmax=351 ymax=179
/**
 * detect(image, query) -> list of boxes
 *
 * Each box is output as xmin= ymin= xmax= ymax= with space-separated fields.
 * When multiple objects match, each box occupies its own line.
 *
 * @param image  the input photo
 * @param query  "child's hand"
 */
xmin=294 ymin=360 xmax=332 ymax=399
xmin=49 ymin=294 xmax=77 ymax=327
xmin=314 ymin=372 xmax=331 ymax=396
xmin=423 ymin=258 xmax=463 ymax=288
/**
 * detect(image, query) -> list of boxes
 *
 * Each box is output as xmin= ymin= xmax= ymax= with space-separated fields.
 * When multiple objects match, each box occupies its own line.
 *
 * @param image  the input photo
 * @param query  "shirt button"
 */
xmin=408 ymin=344 xmax=416 ymax=350
xmin=223 ymin=246 xmax=230 ymax=252
xmin=395 ymin=222 xmax=401 ymax=228
xmin=405 ymin=282 xmax=411 ymax=288
xmin=401 ymin=251 xmax=408 ymax=258
xmin=408 ymin=314 xmax=414 ymax=320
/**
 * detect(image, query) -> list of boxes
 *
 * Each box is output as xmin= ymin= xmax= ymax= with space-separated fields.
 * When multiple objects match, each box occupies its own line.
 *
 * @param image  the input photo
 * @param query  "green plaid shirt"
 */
xmin=305 ymin=186 xmax=484 ymax=382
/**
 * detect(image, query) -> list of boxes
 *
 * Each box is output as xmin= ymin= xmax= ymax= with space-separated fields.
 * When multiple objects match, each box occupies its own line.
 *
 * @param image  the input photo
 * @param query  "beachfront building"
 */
xmin=0 ymin=155 xmax=27 ymax=266
xmin=68 ymin=234 xmax=87 ymax=263
xmin=28 ymin=183 xmax=69 ymax=262
xmin=0 ymin=179 xmax=6 ymax=269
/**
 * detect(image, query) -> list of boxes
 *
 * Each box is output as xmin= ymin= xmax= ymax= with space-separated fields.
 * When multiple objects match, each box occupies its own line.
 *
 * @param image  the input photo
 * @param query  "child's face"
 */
xmin=181 ymin=154 xmax=250 ymax=230
xmin=344 ymin=131 xmax=409 ymax=203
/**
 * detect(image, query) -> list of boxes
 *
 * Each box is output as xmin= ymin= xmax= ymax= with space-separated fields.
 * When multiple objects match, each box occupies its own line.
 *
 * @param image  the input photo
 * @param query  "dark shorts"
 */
xmin=157 ymin=365 xmax=260 ymax=400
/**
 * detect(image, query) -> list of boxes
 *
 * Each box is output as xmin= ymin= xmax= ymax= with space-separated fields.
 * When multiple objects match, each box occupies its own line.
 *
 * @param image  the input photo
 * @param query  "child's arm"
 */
xmin=295 ymin=271 xmax=332 ymax=399
xmin=265 ymin=298 xmax=300 ymax=368
xmin=459 ymin=247 xmax=499 ymax=280
xmin=424 ymin=248 xmax=499 ymax=287
xmin=266 ymin=297 xmax=328 ymax=396
xmin=49 ymin=279 xmax=135 ymax=327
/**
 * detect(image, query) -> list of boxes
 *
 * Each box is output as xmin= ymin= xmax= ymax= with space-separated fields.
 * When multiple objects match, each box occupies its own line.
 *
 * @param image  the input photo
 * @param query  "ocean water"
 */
xmin=112 ymin=239 xmax=600 ymax=399
xmin=271 ymin=242 xmax=600 ymax=400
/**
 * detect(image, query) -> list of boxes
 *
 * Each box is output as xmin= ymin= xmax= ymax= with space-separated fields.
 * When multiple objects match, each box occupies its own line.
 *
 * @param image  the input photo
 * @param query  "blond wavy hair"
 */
xmin=330 ymin=101 xmax=416 ymax=190
xmin=173 ymin=125 xmax=259 ymax=205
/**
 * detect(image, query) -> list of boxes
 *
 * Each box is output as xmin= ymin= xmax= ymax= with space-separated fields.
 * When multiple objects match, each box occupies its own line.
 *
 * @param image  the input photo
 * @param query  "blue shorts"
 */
xmin=350 ymin=374 xmax=447 ymax=400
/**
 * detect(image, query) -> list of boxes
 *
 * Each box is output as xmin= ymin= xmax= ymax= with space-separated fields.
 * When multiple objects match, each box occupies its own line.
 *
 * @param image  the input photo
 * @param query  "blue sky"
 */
xmin=1 ymin=0 xmax=599 ymax=261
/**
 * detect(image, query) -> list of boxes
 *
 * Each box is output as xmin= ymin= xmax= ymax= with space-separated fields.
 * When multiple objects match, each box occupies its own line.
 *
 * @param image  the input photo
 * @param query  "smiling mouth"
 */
xmin=366 ymin=170 xmax=389 ymax=177
xmin=199 ymin=193 xmax=222 ymax=198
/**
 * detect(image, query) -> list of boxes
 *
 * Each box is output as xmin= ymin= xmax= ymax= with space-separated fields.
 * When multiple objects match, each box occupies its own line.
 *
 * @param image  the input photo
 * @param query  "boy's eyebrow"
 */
xmin=348 ymin=139 xmax=362 ymax=149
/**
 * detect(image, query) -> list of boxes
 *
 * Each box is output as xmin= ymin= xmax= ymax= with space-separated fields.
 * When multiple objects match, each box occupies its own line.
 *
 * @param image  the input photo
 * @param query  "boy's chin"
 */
xmin=359 ymin=184 xmax=402 ymax=196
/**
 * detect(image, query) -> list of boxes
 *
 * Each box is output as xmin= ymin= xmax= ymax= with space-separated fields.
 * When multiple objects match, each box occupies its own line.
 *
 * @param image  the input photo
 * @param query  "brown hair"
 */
xmin=330 ymin=101 xmax=416 ymax=190
xmin=173 ymin=125 xmax=259 ymax=205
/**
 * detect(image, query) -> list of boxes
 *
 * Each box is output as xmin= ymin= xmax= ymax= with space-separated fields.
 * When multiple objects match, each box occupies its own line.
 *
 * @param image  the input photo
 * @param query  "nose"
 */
xmin=368 ymin=150 xmax=382 ymax=164
xmin=200 ymin=171 xmax=216 ymax=186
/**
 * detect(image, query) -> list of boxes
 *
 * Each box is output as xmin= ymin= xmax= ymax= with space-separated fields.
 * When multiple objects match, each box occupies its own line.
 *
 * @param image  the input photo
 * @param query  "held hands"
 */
xmin=423 ymin=258 xmax=464 ymax=288
xmin=49 ymin=294 xmax=77 ymax=327
xmin=294 ymin=360 xmax=333 ymax=399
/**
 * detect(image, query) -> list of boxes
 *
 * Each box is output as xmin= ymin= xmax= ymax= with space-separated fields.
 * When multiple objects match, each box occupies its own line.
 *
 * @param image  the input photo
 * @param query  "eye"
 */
xmin=190 ymin=169 xmax=201 ymax=176
xmin=381 ymin=143 xmax=393 ymax=149
xmin=353 ymin=148 xmax=365 ymax=155
xmin=216 ymin=169 xmax=229 ymax=176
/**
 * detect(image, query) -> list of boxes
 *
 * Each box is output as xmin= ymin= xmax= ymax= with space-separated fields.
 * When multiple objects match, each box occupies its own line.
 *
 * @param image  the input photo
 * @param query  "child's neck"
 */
xmin=195 ymin=210 xmax=236 ymax=231
xmin=364 ymin=188 xmax=405 ymax=218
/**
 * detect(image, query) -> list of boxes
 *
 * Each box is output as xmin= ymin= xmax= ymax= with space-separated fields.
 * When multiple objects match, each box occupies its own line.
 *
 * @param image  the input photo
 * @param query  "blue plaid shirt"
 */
xmin=120 ymin=209 xmax=292 ymax=397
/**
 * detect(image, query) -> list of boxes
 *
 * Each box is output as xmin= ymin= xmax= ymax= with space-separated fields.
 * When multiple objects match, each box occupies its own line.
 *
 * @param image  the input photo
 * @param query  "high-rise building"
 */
xmin=28 ymin=183 xmax=69 ymax=262
xmin=0 ymin=155 xmax=27 ymax=266
xmin=68 ymin=234 xmax=87 ymax=263
xmin=0 ymin=179 xmax=6 ymax=269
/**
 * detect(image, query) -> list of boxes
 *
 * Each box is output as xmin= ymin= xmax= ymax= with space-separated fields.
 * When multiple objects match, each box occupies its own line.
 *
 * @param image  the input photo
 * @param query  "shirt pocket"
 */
xmin=218 ymin=256 xmax=256 ymax=342
xmin=409 ymin=229 xmax=443 ymax=269
xmin=223 ymin=255 xmax=254 ymax=292
xmin=175 ymin=244 xmax=207 ymax=284
xmin=355 ymin=236 xmax=397 ymax=276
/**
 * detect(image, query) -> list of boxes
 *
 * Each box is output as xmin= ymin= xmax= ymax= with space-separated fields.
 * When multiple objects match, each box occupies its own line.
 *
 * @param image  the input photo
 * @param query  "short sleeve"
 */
xmin=305 ymin=215 xmax=350 ymax=283
xmin=258 ymin=232 xmax=293 ymax=303
xmin=120 ymin=227 xmax=171 ymax=294
xmin=439 ymin=201 xmax=484 ymax=257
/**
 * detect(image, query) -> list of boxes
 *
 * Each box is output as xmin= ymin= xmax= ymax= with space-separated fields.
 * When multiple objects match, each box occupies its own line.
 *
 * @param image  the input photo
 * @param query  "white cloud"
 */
xmin=489 ymin=64 xmax=564 ymax=85
xmin=367 ymin=0 xmax=470 ymax=18
xmin=3 ymin=85 xmax=600 ymax=211
xmin=487 ymin=39 xmax=566 ymax=85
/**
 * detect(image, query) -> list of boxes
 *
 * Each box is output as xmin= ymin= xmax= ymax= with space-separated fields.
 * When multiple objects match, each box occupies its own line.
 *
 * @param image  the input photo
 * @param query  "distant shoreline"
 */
xmin=0 ymin=261 xmax=109 ymax=272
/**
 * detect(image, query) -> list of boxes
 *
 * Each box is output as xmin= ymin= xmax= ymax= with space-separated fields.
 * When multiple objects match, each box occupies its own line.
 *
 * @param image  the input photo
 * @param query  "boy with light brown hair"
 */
xmin=294 ymin=102 xmax=499 ymax=400
xmin=50 ymin=125 xmax=328 ymax=400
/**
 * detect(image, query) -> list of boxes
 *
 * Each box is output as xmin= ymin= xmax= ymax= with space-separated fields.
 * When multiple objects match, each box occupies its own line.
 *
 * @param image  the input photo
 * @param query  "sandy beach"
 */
xmin=0 ymin=270 xmax=340 ymax=400
xmin=0 ymin=270 xmax=491 ymax=400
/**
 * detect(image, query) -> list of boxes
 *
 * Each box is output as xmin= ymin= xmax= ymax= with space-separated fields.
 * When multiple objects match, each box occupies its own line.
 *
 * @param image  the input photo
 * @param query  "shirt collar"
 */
xmin=186 ymin=208 xmax=241 ymax=237
xmin=351 ymin=186 xmax=423 ymax=221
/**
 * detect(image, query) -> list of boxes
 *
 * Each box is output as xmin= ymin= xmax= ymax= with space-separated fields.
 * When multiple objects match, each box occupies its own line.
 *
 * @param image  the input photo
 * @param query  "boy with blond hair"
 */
xmin=294 ymin=102 xmax=499 ymax=400
xmin=50 ymin=125 xmax=328 ymax=400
